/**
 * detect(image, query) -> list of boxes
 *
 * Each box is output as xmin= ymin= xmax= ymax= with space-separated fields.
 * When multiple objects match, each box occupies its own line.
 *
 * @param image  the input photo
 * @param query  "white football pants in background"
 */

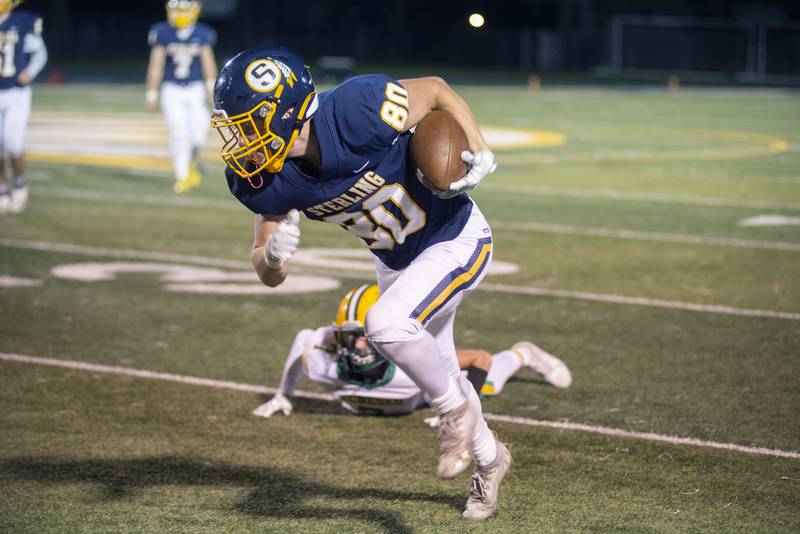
xmin=160 ymin=81 xmax=209 ymax=180
xmin=0 ymin=86 xmax=32 ymax=158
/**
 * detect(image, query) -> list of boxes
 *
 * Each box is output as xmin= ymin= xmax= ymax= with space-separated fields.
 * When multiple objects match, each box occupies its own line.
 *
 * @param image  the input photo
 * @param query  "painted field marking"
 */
xmin=480 ymin=282 xmax=800 ymax=321
xmin=2 ymin=352 xmax=798 ymax=460
xmin=481 ymin=182 xmax=800 ymax=211
xmin=740 ymin=215 xmax=800 ymax=227
xmin=492 ymin=221 xmax=800 ymax=252
xmin=3 ymin=237 xmax=799 ymax=321
xmin=26 ymin=187 xmax=800 ymax=253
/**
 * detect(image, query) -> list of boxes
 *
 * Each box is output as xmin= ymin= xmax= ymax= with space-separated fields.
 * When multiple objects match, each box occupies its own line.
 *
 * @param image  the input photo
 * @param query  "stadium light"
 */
xmin=468 ymin=13 xmax=485 ymax=28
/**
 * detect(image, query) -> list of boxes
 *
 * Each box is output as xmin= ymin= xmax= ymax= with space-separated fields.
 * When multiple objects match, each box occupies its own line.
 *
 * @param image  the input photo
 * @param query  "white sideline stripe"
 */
xmin=32 ymin=187 xmax=800 ymax=253
xmin=3 ymin=237 xmax=799 ymax=321
xmin=492 ymin=221 xmax=800 ymax=252
xmin=480 ymin=283 xmax=800 ymax=321
xmin=482 ymin=414 xmax=800 ymax=459
xmin=0 ymin=352 xmax=334 ymax=402
xmin=481 ymin=183 xmax=800 ymax=211
xmin=0 ymin=238 xmax=253 ymax=270
xmin=2 ymin=352 xmax=798 ymax=460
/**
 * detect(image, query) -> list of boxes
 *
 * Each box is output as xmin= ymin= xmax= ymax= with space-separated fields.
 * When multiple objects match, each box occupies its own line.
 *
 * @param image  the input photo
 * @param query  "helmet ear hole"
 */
xmin=281 ymin=106 xmax=295 ymax=121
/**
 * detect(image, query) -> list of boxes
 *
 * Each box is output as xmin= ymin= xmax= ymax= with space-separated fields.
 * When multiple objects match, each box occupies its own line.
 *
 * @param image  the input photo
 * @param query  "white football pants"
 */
xmin=366 ymin=201 xmax=497 ymax=463
xmin=160 ymin=81 xmax=209 ymax=180
xmin=0 ymin=86 xmax=32 ymax=159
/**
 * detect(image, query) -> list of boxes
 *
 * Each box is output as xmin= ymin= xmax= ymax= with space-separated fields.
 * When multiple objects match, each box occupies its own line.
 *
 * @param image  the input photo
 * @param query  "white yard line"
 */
xmin=2 ymin=352 xmax=798 ymax=460
xmin=482 ymin=414 xmax=800 ymax=459
xmin=480 ymin=283 xmax=800 ymax=321
xmin=3 ymin=237 xmax=798 ymax=321
xmin=29 ymin=187 xmax=800 ymax=253
xmin=0 ymin=238 xmax=252 ymax=270
xmin=480 ymin=182 xmax=800 ymax=211
xmin=492 ymin=221 xmax=800 ymax=252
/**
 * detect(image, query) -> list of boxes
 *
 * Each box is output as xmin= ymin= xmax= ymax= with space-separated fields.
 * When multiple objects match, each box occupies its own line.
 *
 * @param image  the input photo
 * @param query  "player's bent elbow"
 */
xmin=256 ymin=267 xmax=286 ymax=288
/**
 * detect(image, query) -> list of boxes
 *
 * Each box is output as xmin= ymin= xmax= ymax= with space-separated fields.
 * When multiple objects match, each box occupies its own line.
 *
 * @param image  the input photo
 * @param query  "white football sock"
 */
xmin=429 ymin=378 xmax=466 ymax=415
xmin=461 ymin=374 xmax=497 ymax=466
xmin=485 ymin=350 xmax=524 ymax=395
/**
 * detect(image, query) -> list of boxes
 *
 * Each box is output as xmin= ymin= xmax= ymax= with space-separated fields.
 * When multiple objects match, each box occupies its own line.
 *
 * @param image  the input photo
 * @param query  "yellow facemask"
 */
xmin=166 ymin=0 xmax=201 ymax=29
xmin=0 ymin=0 xmax=22 ymax=15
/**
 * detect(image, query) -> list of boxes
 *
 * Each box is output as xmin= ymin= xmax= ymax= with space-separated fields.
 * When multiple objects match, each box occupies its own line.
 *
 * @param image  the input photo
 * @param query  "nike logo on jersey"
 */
xmin=353 ymin=160 xmax=370 ymax=174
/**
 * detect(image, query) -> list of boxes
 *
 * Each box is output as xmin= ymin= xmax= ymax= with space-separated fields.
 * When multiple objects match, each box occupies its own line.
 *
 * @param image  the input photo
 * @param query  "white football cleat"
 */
xmin=462 ymin=436 xmax=511 ymax=520
xmin=512 ymin=341 xmax=572 ymax=388
xmin=0 ymin=192 xmax=10 ymax=214
xmin=436 ymin=399 xmax=476 ymax=479
xmin=10 ymin=183 xmax=28 ymax=213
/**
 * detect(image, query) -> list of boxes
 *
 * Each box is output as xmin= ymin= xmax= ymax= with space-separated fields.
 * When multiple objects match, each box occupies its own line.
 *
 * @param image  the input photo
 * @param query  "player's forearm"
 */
xmin=200 ymin=46 xmax=217 ymax=93
xmin=251 ymin=246 xmax=288 ymax=287
xmin=22 ymin=35 xmax=47 ymax=81
xmin=277 ymin=346 xmax=307 ymax=397
xmin=145 ymin=47 xmax=165 ymax=93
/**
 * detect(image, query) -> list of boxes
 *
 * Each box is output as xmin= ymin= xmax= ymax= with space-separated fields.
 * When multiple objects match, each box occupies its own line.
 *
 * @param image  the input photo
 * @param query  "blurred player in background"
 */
xmin=253 ymin=284 xmax=572 ymax=419
xmin=146 ymin=0 xmax=217 ymax=193
xmin=0 ymin=0 xmax=46 ymax=215
xmin=212 ymin=46 xmax=503 ymax=519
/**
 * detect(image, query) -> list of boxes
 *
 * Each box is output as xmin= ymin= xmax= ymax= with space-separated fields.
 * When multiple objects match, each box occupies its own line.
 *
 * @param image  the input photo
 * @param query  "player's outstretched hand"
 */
xmin=265 ymin=209 xmax=301 ymax=268
xmin=252 ymin=394 xmax=293 ymax=417
xmin=438 ymin=150 xmax=497 ymax=198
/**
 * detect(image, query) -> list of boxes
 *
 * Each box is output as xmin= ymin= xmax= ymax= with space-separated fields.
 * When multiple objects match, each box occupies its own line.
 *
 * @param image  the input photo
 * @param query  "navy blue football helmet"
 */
xmin=211 ymin=47 xmax=317 ymax=177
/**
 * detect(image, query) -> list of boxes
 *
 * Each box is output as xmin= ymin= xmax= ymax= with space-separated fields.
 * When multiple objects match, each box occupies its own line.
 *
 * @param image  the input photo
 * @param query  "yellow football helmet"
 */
xmin=333 ymin=284 xmax=393 ymax=387
xmin=166 ymin=0 xmax=201 ymax=29
xmin=334 ymin=284 xmax=380 ymax=332
xmin=0 ymin=0 xmax=22 ymax=15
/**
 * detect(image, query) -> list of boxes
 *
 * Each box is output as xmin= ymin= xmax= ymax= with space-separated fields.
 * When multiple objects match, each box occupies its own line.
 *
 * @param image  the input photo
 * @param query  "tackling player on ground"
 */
xmin=146 ymin=0 xmax=217 ymax=193
xmin=0 ymin=0 xmax=46 ymax=215
xmin=253 ymin=284 xmax=572 ymax=419
xmin=211 ymin=47 xmax=503 ymax=519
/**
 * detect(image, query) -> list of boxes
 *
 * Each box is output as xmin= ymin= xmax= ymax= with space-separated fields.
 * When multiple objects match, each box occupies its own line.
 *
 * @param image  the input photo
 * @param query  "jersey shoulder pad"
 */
xmin=12 ymin=10 xmax=41 ymax=35
xmin=147 ymin=22 xmax=171 ymax=47
xmin=330 ymin=74 xmax=408 ymax=154
xmin=196 ymin=23 xmax=217 ymax=46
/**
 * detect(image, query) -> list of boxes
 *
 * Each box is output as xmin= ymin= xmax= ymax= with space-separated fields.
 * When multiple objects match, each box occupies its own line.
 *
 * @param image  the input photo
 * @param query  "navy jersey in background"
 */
xmin=148 ymin=22 xmax=216 ymax=84
xmin=0 ymin=10 xmax=42 ymax=89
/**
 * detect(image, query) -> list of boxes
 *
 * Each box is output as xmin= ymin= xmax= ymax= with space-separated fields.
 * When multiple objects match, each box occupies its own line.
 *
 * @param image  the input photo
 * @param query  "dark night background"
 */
xmin=19 ymin=0 xmax=800 ymax=82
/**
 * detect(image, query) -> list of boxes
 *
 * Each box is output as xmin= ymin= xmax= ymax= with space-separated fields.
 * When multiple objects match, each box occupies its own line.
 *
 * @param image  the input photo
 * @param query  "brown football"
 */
xmin=409 ymin=110 xmax=469 ymax=192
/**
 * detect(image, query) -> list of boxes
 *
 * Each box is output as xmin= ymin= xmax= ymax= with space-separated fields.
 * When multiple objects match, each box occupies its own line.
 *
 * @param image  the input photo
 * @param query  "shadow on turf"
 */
xmin=3 ymin=455 xmax=463 ymax=532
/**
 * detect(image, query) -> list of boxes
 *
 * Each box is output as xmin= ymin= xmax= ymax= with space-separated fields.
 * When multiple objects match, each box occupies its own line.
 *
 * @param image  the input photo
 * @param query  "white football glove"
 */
xmin=252 ymin=394 xmax=293 ymax=417
xmin=265 ymin=209 xmax=301 ymax=268
xmin=437 ymin=150 xmax=497 ymax=199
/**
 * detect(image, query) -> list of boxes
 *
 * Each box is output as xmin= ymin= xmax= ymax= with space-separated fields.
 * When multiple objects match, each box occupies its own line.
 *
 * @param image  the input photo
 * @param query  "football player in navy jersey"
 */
xmin=211 ymin=47 xmax=505 ymax=520
xmin=146 ymin=0 xmax=217 ymax=193
xmin=0 ymin=0 xmax=46 ymax=215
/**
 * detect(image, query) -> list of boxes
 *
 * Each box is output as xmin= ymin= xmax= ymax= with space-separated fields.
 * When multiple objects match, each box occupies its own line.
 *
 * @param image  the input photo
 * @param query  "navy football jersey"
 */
xmin=227 ymin=74 xmax=473 ymax=271
xmin=0 ymin=10 xmax=42 ymax=89
xmin=148 ymin=22 xmax=216 ymax=84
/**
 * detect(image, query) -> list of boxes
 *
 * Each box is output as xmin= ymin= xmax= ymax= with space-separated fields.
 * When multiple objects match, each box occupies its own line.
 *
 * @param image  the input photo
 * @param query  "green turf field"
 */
xmin=1 ymin=83 xmax=799 ymax=532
